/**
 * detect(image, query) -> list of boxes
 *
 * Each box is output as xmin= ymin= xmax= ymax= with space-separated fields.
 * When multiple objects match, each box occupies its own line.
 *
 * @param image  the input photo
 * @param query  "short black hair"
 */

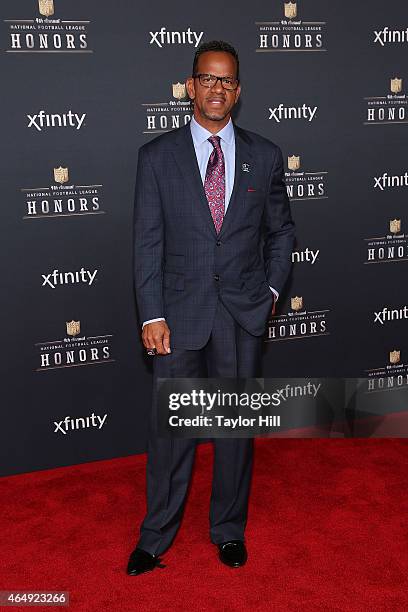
xmin=192 ymin=40 xmax=239 ymax=80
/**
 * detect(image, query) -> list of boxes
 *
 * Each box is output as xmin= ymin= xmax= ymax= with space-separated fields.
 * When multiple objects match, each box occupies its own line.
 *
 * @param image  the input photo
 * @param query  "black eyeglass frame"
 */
xmin=192 ymin=73 xmax=240 ymax=91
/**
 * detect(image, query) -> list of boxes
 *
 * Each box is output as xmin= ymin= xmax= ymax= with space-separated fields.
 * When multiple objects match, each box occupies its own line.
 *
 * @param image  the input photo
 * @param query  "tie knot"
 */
xmin=208 ymin=135 xmax=221 ymax=150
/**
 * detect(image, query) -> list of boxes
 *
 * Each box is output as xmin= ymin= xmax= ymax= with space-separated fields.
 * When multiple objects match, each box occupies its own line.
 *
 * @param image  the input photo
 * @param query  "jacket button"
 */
xmin=216 ymin=241 xmax=221 ymax=246
xmin=214 ymin=274 xmax=220 ymax=281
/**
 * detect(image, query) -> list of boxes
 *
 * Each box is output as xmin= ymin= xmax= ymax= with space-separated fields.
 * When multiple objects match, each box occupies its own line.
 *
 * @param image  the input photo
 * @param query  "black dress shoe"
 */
xmin=126 ymin=547 xmax=166 ymax=576
xmin=218 ymin=540 xmax=248 ymax=567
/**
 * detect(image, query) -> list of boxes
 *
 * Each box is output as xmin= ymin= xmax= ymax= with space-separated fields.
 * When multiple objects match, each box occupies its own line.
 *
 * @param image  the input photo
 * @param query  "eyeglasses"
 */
xmin=193 ymin=73 xmax=240 ymax=91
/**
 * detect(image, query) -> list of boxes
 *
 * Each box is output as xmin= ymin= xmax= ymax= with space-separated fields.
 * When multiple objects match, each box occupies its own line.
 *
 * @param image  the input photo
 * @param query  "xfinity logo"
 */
xmin=268 ymin=104 xmax=317 ymax=122
xmin=292 ymin=248 xmax=319 ymax=265
xmin=374 ymin=305 xmax=408 ymax=325
xmin=149 ymin=27 xmax=203 ymax=48
xmin=27 ymin=110 xmax=86 ymax=131
xmin=42 ymin=268 xmax=98 ymax=289
xmin=374 ymin=27 xmax=408 ymax=46
xmin=54 ymin=413 xmax=107 ymax=435
xmin=374 ymin=172 xmax=408 ymax=190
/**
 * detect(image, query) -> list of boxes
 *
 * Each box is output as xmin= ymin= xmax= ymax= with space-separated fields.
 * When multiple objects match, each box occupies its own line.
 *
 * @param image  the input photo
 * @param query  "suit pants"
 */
xmin=136 ymin=296 xmax=263 ymax=556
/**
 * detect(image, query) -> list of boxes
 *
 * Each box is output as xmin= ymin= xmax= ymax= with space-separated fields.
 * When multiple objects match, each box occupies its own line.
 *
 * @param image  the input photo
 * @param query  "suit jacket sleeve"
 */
xmin=133 ymin=145 xmax=164 ymax=324
xmin=263 ymin=145 xmax=296 ymax=295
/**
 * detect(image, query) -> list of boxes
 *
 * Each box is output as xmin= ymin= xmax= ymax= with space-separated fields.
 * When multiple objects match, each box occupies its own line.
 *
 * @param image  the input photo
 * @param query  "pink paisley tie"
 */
xmin=204 ymin=135 xmax=225 ymax=234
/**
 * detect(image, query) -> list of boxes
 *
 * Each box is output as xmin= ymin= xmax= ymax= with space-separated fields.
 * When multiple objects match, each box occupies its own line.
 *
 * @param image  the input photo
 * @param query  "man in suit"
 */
xmin=128 ymin=40 xmax=295 ymax=575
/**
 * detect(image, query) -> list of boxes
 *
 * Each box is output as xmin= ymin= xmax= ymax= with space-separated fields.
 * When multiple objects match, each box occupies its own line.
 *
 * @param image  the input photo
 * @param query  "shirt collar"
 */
xmin=190 ymin=116 xmax=235 ymax=147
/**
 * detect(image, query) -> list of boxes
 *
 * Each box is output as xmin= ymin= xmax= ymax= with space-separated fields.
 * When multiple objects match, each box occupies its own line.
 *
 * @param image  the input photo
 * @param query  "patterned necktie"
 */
xmin=204 ymin=135 xmax=225 ymax=234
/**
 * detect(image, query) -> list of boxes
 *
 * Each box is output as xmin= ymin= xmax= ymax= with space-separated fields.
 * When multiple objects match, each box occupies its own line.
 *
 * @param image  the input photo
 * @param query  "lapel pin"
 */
xmin=242 ymin=163 xmax=250 ymax=173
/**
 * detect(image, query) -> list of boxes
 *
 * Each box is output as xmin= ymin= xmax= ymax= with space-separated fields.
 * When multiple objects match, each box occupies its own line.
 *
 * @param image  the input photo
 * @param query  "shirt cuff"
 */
xmin=269 ymin=286 xmax=279 ymax=301
xmin=142 ymin=317 xmax=165 ymax=329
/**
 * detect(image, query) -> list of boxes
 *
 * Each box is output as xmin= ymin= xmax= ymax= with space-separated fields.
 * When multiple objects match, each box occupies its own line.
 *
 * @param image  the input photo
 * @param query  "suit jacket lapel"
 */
xmin=217 ymin=125 xmax=252 ymax=241
xmin=173 ymin=124 xmax=218 ymax=237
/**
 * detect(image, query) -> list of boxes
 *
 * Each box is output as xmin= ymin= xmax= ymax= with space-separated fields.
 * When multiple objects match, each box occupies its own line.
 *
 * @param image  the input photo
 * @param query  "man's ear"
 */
xmin=186 ymin=77 xmax=195 ymax=100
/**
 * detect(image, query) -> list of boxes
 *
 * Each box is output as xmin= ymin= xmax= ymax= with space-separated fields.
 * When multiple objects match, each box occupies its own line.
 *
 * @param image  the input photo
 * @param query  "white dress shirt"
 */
xmin=142 ymin=117 xmax=278 ymax=328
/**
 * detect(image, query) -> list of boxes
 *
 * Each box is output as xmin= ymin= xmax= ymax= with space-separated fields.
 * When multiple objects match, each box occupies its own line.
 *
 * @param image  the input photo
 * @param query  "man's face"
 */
xmin=186 ymin=51 xmax=241 ymax=123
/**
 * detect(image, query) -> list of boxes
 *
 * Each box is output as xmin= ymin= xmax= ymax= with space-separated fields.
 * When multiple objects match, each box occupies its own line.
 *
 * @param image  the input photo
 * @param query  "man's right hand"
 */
xmin=142 ymin=321 xmax=171 ymax=355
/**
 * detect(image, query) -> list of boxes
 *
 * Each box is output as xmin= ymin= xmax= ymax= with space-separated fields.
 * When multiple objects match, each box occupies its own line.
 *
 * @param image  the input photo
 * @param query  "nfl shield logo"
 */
xmin=54 ymin=166 xmax=69 ymax=184
xmin=66 ymin=320 xmax=81 ymax=337
xmin=291 ymin=296 xmax=303 ymax=311
xmin=389 ymin=350 xmax=400 ymax=365
xmin=172 ymin=82 xmax=187 ymax=100
xmin=390 ymin=77 xmax=402 ymax=94
xmin=284 ymin=1 xmax=297 ymax=19
xmin=38 ymin=0 xmax=54 ymax=17
xmin=288 ymin=155 xmax=300 ymax=171
xmin=389 ymin=219 xmax=401 ymax=234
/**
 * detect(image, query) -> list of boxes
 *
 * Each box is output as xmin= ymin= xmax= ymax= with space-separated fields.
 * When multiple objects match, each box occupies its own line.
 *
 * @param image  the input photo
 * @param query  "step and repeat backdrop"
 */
xmin=1 ymin=0 xmax=407 ymax=475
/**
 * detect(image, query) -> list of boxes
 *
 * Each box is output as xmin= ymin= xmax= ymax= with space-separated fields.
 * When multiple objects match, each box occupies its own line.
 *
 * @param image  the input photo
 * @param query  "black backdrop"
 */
xmin=1 ymin=0 xmax=407 ymax=476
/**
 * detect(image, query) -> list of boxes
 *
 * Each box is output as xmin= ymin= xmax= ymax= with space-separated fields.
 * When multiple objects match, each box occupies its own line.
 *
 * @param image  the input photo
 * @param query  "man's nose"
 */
xmin=212 ymin=77 xmax=224 ymax=93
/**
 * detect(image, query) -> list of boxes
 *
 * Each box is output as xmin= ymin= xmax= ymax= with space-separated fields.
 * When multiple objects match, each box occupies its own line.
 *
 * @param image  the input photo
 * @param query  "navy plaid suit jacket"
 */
xmin=133 ymin=122 xmax=295 ymax=349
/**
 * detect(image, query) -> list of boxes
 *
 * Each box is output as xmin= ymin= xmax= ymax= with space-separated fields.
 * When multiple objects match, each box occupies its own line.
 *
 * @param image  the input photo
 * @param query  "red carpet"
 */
xmin=1 ymin=439 xmax=408 ymax=611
